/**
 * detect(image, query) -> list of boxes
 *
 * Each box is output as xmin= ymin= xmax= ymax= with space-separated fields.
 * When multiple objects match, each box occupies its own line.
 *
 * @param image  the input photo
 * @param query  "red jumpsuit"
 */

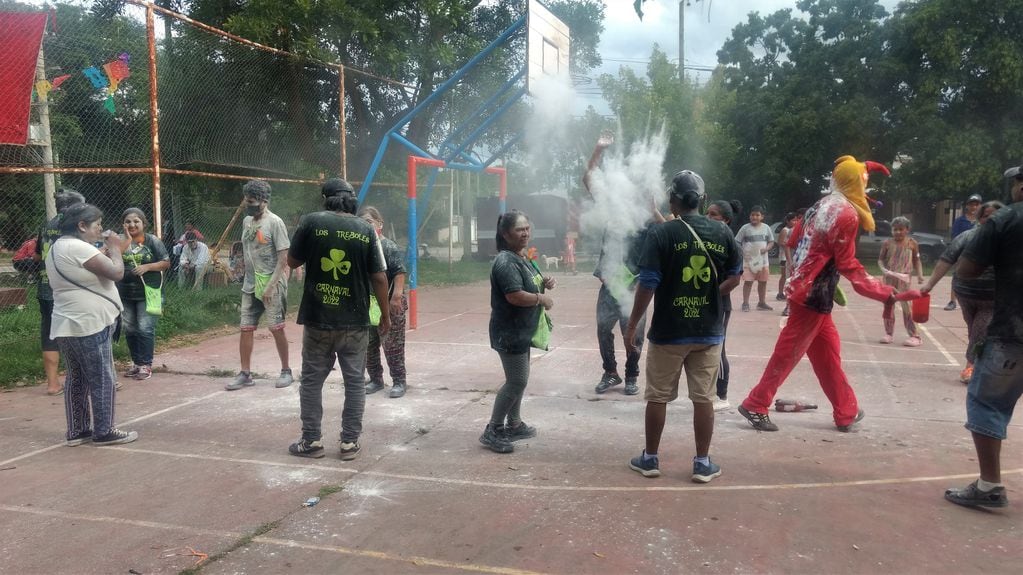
xmin=741 ymin=193 xmax=894 ymax=427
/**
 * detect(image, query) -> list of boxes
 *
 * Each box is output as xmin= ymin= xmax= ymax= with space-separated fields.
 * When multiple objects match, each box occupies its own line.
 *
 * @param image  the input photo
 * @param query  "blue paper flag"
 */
xmin=83 ymin=66 xmax=109 ymax=89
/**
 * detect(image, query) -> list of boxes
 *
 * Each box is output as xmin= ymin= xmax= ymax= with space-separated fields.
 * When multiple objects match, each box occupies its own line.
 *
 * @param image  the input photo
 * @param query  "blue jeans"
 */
xmin=298 ymin=326 xmax=369 ymax=443
xmin=121 ymin=299 xmax=157 ymax=366
xmin=57 ymin=325 xmax=117 ymax=439
xmin=965 ymin=339 xmax=1023 ymax=440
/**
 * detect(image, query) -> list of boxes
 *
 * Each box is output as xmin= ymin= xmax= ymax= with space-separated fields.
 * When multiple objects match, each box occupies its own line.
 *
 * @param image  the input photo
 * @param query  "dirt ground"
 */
xmin=1 ymin=273 xmax=1020 ymax=574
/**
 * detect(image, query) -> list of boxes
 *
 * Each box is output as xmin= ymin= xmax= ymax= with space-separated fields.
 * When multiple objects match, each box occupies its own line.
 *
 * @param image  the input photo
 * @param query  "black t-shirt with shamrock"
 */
xmin=289 ymin=211 xmax=385 ymax=330
xmin=639 ymin=215 xmax=742 ymax=344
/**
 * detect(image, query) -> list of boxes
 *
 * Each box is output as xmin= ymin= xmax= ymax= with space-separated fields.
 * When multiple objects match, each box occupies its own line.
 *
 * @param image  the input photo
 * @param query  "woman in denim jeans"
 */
xmin=46 ymin=204 xmax=138 ymax=445
xmin=117 ymin=208 xmax=170 ymax=381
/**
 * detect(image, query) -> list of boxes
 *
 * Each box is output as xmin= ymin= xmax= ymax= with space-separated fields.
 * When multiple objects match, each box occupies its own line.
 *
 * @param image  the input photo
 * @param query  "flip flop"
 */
xmin=47 ymin=388 xmax=64 ymax=396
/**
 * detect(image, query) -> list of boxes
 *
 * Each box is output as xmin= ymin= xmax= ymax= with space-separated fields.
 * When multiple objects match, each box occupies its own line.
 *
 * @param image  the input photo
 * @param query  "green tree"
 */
xmin=881 ymin=0 xmax=1023 ymax=203
xmin=711 ymin=0 xmax=893 ymax=215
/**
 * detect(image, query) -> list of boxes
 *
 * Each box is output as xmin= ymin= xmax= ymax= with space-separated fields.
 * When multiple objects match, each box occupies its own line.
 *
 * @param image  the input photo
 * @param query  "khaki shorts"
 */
xmin=644 ymin=342 xmax=721 ymax=404
xmin=240 ymin=285 xmax=287 ymax=331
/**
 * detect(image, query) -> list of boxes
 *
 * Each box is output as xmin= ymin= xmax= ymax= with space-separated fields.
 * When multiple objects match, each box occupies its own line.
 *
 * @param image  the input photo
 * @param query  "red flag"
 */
xmin=0 ymin=12 xmax=48 ymax=145
xmin=51 ymin=74 xmax=71 ymax=89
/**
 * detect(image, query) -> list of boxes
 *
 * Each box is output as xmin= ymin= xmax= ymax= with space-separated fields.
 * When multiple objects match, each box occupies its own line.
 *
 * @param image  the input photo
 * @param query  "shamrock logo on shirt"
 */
xmin=321 ymin=249 xmax=351 ymax=280
xmin=682 ymin=255 xmax=711 ymax=289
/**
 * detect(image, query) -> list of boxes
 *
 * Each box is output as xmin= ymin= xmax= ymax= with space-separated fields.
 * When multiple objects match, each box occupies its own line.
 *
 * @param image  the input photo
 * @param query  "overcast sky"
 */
xmin=577 ymin=0 xmax=900 ymax=112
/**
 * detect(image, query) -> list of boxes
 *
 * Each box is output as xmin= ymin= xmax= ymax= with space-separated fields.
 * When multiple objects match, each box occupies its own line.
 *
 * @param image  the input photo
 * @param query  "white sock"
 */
xmin=977 ymin=478 xmax=1002 ymax=491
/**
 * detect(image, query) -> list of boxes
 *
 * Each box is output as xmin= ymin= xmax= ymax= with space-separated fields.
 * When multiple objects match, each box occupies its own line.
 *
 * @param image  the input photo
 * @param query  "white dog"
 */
xmin=541 ymin=254 xmax=561 ymax=270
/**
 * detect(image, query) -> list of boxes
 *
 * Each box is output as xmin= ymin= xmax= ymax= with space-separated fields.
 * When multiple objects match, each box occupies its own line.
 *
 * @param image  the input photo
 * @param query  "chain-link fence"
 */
xmin=0 ymin=0 xmax=412 ymax=386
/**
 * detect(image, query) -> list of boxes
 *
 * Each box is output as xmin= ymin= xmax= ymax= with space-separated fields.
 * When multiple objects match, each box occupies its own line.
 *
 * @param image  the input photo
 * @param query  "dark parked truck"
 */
xmin=476 ymin=194 xmax=568 ymax=259
xmin=856 ymin=220 xmax=947 ymax=265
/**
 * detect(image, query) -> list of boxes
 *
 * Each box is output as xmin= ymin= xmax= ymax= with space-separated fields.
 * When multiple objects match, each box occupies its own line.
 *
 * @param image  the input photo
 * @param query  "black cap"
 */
xmin=322 ymin=178 xmax=355 ymax=197
xmin=668 ymin=170 xmax=705 ymax=198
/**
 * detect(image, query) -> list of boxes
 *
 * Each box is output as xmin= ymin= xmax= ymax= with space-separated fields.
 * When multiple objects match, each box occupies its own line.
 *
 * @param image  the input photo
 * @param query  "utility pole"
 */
xmin=679 ymin=1 xmax=685 ymax=81
xmin=34 ymin=47 xmax=57 ymax=219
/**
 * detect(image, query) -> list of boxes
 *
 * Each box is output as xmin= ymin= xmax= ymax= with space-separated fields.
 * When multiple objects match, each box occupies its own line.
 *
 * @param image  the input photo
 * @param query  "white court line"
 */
xmin=408 ymin=341 xmax=959 ymax=367
xmin=99 ymin=445 xmax=1023 ymax=493
xmin=918 ymin=323 xmax=959 ymax=366
xmin=0 ymin=505 xmax=544 ymax=575
xmin=0 ymin=391 xmax=224 ymax=468
xmin=412 ymin=304 xmax=490 ymax=330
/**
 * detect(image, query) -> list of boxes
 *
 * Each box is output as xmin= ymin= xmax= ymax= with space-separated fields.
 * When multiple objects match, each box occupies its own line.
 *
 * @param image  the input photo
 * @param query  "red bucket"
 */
xmin=912 ymin=293 xmax=930 ymax=323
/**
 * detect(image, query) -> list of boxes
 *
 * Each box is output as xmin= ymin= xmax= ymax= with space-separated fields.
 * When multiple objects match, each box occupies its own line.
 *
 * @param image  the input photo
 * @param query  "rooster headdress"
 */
xmin=830 ymin=155 xmax=890 ymax=232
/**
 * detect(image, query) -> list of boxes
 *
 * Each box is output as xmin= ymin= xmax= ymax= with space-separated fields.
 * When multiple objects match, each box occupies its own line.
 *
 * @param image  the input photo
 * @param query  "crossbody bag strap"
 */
xmin=52 ymin=240 xmax=123 ymax=313
xmin=677 ymin=218 xmax=719 ymax=281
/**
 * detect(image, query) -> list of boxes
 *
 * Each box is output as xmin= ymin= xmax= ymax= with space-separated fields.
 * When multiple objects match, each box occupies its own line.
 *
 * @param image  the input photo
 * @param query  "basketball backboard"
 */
xmin=526 ymin=0 xmax=570 ymax=94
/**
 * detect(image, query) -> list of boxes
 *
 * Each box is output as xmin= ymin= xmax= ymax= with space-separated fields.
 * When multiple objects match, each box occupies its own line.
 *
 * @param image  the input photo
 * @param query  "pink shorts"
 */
xmin=742 ymin=266 xmax=770 ymax=282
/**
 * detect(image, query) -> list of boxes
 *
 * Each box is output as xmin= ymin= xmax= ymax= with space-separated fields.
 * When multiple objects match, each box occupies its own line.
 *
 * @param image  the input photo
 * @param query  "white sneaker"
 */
xmin=712 ymin=398 xmax=731 ymax=412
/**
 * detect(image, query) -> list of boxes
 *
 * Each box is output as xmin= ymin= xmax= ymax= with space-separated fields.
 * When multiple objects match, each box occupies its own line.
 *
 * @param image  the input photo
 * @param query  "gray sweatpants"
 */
xmin=298 ymin=326 xmax=369 ymax=443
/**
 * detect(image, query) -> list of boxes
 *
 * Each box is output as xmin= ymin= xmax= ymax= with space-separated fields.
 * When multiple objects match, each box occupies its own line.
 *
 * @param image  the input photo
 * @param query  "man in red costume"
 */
xmin=738 ymin=155 xmax=898 ymax=432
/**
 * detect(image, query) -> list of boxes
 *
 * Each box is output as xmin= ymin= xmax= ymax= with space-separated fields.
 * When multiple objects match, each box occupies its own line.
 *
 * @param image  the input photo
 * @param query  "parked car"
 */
xmin=856 ymin=220 xmax=946 ymax=265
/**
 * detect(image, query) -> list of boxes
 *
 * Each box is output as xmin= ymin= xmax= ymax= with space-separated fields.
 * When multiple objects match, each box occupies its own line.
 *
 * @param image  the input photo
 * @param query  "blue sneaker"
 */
xmin=629 ymin=451 xmax=661 ymax=478
xmin=692 ymin=458 xmax=721 ymax=483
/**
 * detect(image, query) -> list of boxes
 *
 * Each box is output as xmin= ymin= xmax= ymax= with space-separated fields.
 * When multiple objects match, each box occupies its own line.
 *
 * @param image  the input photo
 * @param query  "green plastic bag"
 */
xmin=143 ymin=272 xmax=163 ymax=316
xmin=254 ymin=272 xmax=273 ymax=301
xmin=833 ymin=284 xmax=847 ymax=307
xmin=369 ymin=295 xmax=382 ymax=326
xmin=607 ymin=264 xmax=637 ymax=302
xmin=531 ymin=307 xmax=553 ymax=351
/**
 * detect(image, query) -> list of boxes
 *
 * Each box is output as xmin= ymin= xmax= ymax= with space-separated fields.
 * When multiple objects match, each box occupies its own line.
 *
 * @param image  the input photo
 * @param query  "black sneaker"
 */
xmin=500 ymin=422 xmax=537 ymax=442
xmin=836 ymin=409 xmax=865 ymax=432
xmin=66 ymin=430 xmax=92 ymax=447
xmin=945 ymin=480 xmax=1008 ymax=508
xmin=623 ymin=376 xmax=639 ymax=395
xmin=339 ymin=440 xmax=361 ymax=461
xmin=93 ymin=429 xmax=138 ymax=445
xmin=776 ymin=292 xmax=786 ymax=301
xmin=365 ymin=380 xmax=385 ymax=395
xmin=389 ymin=382 xmax=407 ymax=398
xmin=289 ymin=438 xmax=325 ymax=459
xmin=738 ymin=405 xmax=779 ymax=432
xmin=595 ymin=372 xmax=623 ymax=394
xmin=741 ymin=303 xmax=750 ymax=312
xmin=479 ymin=424 xmax=513 ymax=453
xmin=629 ymin=451 xmax=661 ymax=478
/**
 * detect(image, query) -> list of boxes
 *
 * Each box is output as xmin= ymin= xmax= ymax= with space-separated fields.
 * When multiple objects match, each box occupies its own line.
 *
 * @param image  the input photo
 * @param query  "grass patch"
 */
xmin=178 ymin=519 xmax=281 ymax=575
xmin=416 ymin=258 xmax=492 ymax=287
xmin=0 ymin=280 xmax=301 ymax=389
xmin=317 ymin=483 xmax=345 ymax=498
xmin=204 ymin=368 xmax=235 ymax=378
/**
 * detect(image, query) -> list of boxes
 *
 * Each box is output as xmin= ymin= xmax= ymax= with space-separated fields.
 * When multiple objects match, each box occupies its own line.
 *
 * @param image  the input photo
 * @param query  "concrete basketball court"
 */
xmin=1 ymin=273 xmax=1020 ymax=574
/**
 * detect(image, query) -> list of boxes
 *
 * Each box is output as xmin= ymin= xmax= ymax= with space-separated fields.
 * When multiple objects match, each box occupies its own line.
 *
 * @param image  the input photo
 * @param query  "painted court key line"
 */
xmin=102 ymin=445 xmax=1023 ymax=494
xmin=0 ymin=505 xmax=546 ymax=575
xmin=0 ymin=391 xmax=224 ymax=468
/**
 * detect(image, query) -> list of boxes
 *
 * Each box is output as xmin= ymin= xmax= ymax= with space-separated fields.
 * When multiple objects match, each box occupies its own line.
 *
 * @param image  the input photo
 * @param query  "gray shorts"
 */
xmin=240 ymin=286 xmax=287 ymax=331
